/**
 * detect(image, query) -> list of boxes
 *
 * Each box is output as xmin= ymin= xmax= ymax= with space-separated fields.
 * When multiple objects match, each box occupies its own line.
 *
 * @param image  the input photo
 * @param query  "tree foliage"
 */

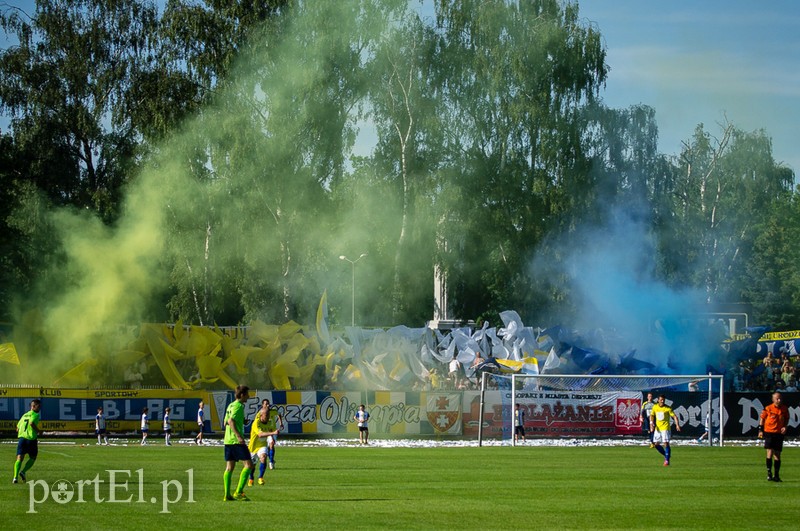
xmin=1 ymin=0 xmax=797 ymax=332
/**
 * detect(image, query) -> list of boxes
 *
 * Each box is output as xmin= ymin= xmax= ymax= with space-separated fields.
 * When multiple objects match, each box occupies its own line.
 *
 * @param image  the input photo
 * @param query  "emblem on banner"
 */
xmin=615 ymin=398 xmax=641 ymax=428
xmin=426 ymin=394 xmax=461 ymax=433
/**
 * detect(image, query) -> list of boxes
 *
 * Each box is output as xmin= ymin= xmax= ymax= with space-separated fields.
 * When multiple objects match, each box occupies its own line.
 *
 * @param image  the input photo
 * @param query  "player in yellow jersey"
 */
xmin=649 ymin=395 xmax=681 ymax=466
xmin=248 ymin=399 xmax=278 ymax=486
xmin=13 ymin=399 xmax=41 ymax=484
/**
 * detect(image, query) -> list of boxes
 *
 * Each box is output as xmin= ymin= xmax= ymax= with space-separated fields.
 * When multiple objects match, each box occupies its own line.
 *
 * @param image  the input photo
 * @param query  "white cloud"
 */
xmin=610 ymin=45 xmax=800 ymax=98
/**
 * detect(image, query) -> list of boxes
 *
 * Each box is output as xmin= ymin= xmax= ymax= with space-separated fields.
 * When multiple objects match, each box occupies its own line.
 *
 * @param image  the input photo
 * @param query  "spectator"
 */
xmin=763 ymin=351 xmax=775 ymax=368
xmin=784 ymin=378 xmax=798 ymax=392
xmin=470 ymin=351 xmax=485 ymax=386
xmin=472 ymin=351 xmax=485 ymax=370
xmin=449 ymin=353 xmax=462 ymax=389
xmin=782 ymin=365 xmax=794 ymax=387
xmin=430 ymin=367 xmax=443 ymax=389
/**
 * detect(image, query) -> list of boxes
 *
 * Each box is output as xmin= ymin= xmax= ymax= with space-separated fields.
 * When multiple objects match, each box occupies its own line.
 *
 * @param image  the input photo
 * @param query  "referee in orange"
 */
xmin=759 ymin=391 xmax=789 ymax=482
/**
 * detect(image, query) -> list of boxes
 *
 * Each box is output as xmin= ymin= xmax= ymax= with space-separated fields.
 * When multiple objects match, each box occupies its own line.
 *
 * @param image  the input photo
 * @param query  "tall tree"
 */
xmin=431 ymin=0 xmax=608 ymax=321
xmin=366 ymin=7 xmax=443 ymax=323
xmin=744 ymin=195 xmax=800 ymax=328
xmin=161 ymin=0 xmax=377 ymax=324
xmin=0 ymin=0 xmax=165 ymax=220
xmin=664 ymin=123 xmax=794 ymax=303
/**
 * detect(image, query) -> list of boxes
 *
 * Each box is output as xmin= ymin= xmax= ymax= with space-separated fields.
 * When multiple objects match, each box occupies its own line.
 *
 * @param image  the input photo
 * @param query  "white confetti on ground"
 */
xmin=5 ymin=437 xmax=796 ymax=448
xmin=246 ymin=437 xmax=799 ymax=449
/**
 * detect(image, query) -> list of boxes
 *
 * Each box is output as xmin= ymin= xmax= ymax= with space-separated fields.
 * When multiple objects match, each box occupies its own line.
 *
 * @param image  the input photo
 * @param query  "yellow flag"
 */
xmin=0 ymin=343 xmax=21 ymax=365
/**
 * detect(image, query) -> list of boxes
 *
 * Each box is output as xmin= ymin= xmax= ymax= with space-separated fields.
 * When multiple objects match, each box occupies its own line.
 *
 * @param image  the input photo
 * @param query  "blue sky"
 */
xmin=577 ymin=0 xmax=800 ymax=172
xmin=3 ymin=0 xmax=798 ymax=172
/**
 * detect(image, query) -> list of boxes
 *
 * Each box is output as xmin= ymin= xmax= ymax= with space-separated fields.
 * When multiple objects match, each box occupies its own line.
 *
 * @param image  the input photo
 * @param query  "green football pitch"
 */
xmin=1 ymin=439 xmax=796 ymax=530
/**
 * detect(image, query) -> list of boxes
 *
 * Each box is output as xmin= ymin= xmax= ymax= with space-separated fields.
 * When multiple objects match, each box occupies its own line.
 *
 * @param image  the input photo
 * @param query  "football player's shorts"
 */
xmin=251 ymin=446 xmax=268 ymax=460
xmin=224 ymin=443 xmax=251 ymax=462
xmin=652 ymin=429 xmax=671 ymax=444
xmin=764 ymin=433 xmax=784 ymax=452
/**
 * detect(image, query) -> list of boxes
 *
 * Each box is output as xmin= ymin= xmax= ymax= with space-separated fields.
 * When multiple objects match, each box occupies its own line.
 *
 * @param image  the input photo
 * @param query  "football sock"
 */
xmin=250 ymin=466 xmax=255 ymax=480
xmin=13 ymin=459 xmax=21 ymax=479
xmin=655 ymin=444 xmax=666 ymax=456
xmin=98 ymin=435 xmax=102 ymax=444
xmin=260 ymin=462 xmax=266 ymax=477
xmin=223 ymin=470 xmax=232 ymax=496
xmin=235 ymin=468 xmax=249 ymax=494
xmin=664 ymin=446 xmax=671 ymax=461
xmin=766 ymin=458 xmax=772 ymax=473
xmin=20 ymin=458 xmax=35 ymax=474
xmin=774 ymin=460 xmax=781 ymax=476
xmin=268 ymin=448 xmax=275 ymax=463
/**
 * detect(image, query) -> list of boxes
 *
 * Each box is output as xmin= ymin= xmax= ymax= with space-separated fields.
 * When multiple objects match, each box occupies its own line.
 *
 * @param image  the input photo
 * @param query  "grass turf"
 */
xmin=1 ymin=439 xmax=796 ymax=530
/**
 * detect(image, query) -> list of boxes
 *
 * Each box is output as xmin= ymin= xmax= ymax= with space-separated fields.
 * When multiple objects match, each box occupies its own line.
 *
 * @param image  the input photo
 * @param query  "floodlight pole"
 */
xmin=339 ymin=253 xmax=367 ymax=326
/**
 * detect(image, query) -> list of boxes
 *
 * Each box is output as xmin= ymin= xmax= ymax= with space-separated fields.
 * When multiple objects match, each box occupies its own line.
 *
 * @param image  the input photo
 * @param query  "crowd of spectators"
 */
xmin=414 ymin=347 xmax=800 ymax=394
xmin=733 ymin=348 xmax=799 ymax=392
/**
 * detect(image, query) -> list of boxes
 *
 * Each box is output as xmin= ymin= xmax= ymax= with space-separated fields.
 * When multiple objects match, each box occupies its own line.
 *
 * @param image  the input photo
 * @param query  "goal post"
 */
xmin=477 ymin=372 xmax=725 ymax=447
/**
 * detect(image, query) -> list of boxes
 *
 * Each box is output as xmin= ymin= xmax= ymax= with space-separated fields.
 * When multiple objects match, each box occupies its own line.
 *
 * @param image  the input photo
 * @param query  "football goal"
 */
xmin=476 ymin=372 xmax=725 ymax=447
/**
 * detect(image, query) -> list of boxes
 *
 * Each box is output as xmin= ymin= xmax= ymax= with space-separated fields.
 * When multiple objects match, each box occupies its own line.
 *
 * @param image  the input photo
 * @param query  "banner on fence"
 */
xmin=0 ymin=388 xmax=210 ymax=433
xmin=241 ymin=391 xmax=452 ymax=436
xmin=1 ymin=387 xmax=798 ymax=438
xmin=461 ymin=390 xmax=642 ymax=438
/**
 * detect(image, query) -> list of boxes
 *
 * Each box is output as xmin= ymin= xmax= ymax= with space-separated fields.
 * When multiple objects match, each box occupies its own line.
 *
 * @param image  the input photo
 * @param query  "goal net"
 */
xmin=477 ymin=373 xmax=725 ymax=446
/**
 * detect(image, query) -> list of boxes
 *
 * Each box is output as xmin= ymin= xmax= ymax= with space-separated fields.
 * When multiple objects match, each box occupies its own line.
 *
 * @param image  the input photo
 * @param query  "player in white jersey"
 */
xmin=195 ymin=400 xmax=206 ymax=445
xmin=140 ymin=407 xmax=149 ymax=445
xmin=266 ymin=406 xmax=284 ymax=469
xmin=163 ymin=407 xmax=172 ymax=446
xmin=354 ymin=404 xmax=370 ymax=445
xmin=95 ymin=406 xmax=109 ymax=445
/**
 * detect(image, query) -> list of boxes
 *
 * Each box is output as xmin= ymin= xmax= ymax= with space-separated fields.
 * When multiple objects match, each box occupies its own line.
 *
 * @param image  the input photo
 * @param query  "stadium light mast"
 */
xmin=339 ymin=253 xmax=367 ymax=326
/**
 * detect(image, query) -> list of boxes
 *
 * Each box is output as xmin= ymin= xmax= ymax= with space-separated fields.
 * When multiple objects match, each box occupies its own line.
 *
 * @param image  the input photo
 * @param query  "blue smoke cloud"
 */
xmin=534 ymin=207 xmax=727 ymax=374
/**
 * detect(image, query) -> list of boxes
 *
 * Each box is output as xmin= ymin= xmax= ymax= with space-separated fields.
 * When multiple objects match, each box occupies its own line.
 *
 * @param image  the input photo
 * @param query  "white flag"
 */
xmin=542 ymin=347 xmax=561 ymax=373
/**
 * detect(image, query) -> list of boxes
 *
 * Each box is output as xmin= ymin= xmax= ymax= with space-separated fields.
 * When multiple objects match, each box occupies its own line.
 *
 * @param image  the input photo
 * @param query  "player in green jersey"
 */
xmin=13 ymin=399 xmax=41 ymax=484
xmin=223 ymin=385 xmax=253 ymax=501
